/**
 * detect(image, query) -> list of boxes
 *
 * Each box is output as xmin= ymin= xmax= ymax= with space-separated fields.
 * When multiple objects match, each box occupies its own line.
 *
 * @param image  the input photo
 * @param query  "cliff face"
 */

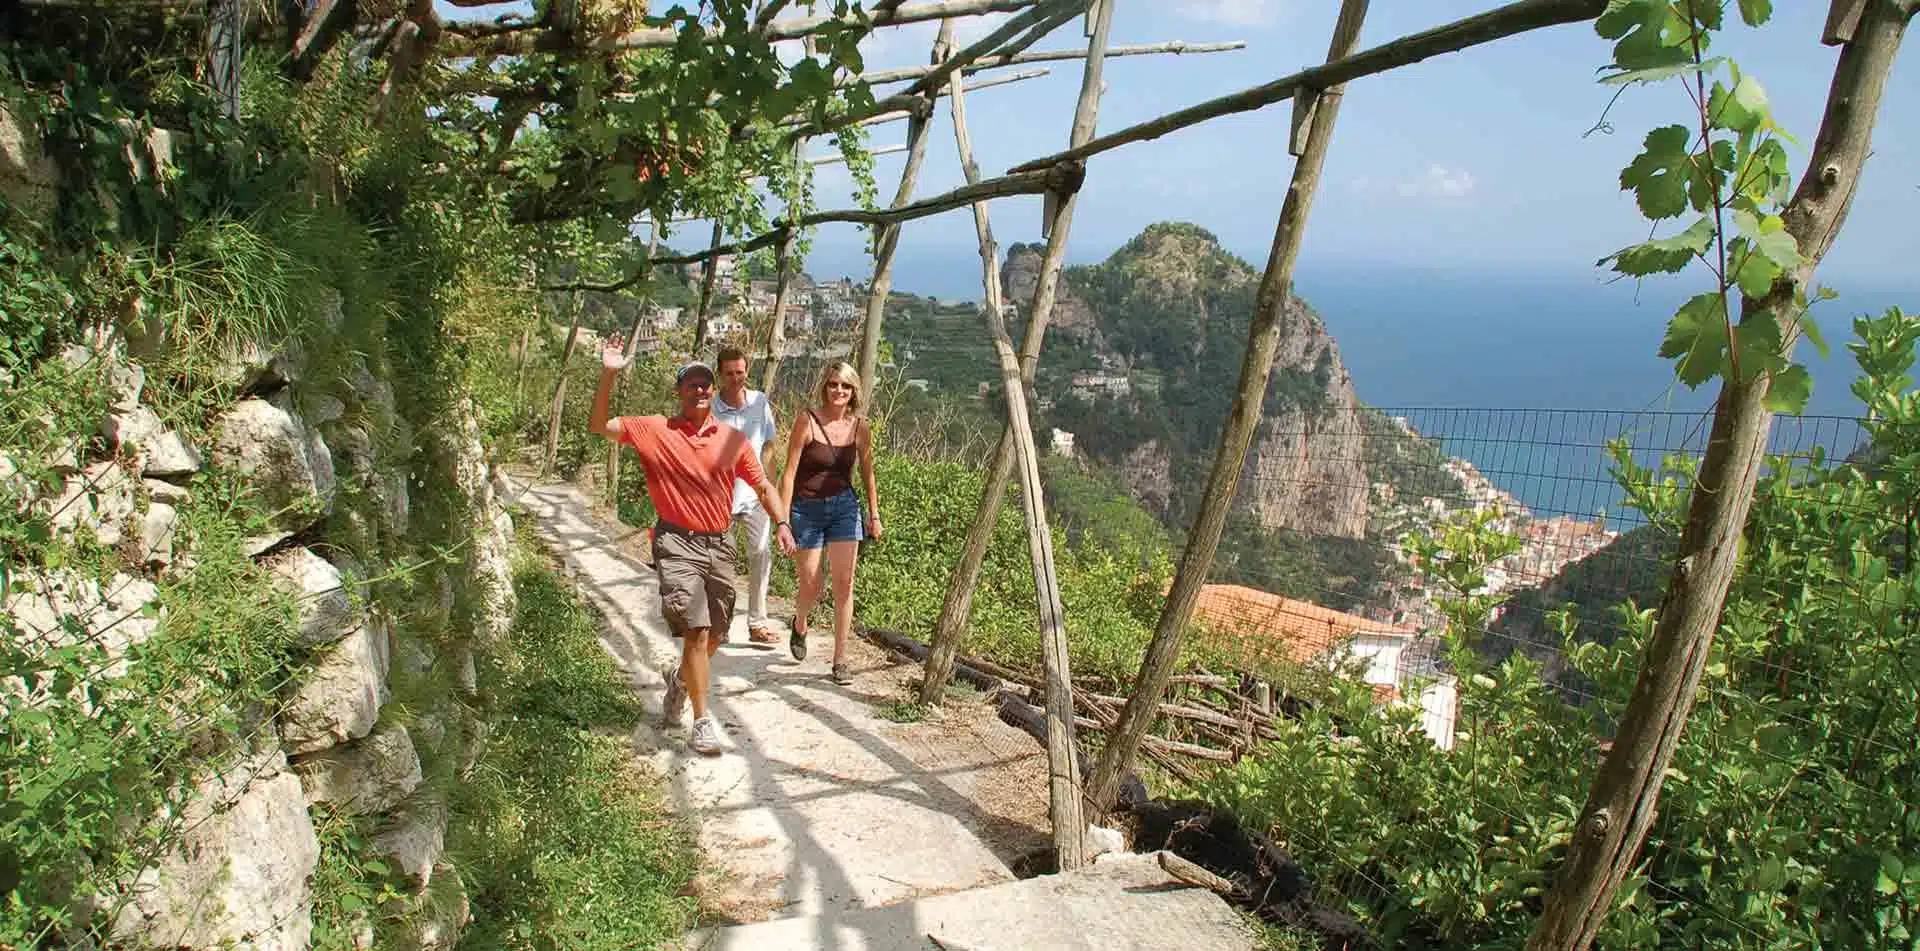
xmin=1000 ymin=243 xmax=1105 ymax=350
xmin=1011 ymin=223 xmax=1371 ymax=540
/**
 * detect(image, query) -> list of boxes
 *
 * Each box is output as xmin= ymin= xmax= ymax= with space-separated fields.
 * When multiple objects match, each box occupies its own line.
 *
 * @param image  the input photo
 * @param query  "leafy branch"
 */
xmin=1593 ymin=0 xmax=1827 ymax=412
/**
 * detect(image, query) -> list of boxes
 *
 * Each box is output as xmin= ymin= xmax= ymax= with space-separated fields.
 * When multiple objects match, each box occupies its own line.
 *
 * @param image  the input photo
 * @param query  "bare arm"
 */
xmin=590 ymin=338 xmax=633 ymax=439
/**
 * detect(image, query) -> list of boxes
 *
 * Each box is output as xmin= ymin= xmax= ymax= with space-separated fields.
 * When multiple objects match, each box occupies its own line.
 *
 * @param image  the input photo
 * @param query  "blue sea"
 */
xmin=1297 ymin=266 xmax=1915 ymax=523
xmin=814 ymin=245 xmax=1917 ymax=522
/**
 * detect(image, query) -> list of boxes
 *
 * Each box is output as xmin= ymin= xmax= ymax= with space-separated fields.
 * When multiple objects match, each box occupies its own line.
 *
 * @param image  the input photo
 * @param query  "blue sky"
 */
xmin=438 ymin=2 xmax=1917 ymax=299
xmin=799 ymin=1 xmax=1919 ymax=297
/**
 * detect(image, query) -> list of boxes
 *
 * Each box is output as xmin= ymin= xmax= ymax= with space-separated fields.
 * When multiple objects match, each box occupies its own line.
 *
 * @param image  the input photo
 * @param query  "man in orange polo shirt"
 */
xmin=590 ymin=339 xmax=797 ymax=755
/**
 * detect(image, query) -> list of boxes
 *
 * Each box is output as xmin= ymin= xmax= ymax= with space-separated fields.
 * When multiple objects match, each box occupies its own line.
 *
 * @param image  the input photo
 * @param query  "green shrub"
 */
xmin=447 ymin=533 xmax=698 ymax=951
xmin=853 ymin=453 xmax=1188 ymax=682
xmin=1191 ymin=309 xmax=1920 ymax=950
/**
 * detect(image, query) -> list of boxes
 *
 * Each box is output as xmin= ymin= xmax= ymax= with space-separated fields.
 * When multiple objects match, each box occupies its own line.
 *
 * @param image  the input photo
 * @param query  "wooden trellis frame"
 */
xmin=623 ymin=4 xmax=1918 ymax=942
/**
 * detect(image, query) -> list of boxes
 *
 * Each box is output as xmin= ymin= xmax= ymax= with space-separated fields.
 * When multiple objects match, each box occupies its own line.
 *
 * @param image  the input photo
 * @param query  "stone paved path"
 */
xmin=505 ymin=472 xmax=1258 ymax=951
xmin=506 ymin=475 xmax=1019 ymax=924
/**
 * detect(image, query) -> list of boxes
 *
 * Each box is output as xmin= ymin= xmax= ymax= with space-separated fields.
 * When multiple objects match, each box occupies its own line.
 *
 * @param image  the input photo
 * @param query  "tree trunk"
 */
xmin=692 ymin=220 xmax=724 ymax=355
xmin=919 ymin=0 xmax=1116 ymax=707
xmin=543 ymin=290 xmax=584 ymax=476
xmin=855 ymin=53 xmax=943 ymax=387
xmin=1085 ymin=0 xmax=1369 ymax=813
xmin=1526 ymin=5 xmax=1914 ymax=948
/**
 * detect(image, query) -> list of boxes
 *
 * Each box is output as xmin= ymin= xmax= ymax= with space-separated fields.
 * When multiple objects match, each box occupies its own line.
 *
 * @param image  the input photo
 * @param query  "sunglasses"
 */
xmin=681 ymin=378 xmax=714 ymax=391
xmin=825 ymin=381 xmax=855 ymax=392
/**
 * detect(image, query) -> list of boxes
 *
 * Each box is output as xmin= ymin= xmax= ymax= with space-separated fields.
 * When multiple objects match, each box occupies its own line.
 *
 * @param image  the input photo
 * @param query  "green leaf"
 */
xmin=1729 ymin=237 xmax=1784 ymax=299
xmin=1660 ymin=292 xmax=1731 ymax=386
xmin=1621 ymin=125 xmax=1695 ymax=219
xmin=1710 ymin=72 xmax=1771 ymax=135
xmin=1693 ymin=140 xmax=1736 ymax=212
xmin=1765 ymin=364 xmax=1812 ymax=413
xmin=1738 ymin=0 xmax=1773 ymax=27
xmin=1800 ymin=310 xmax=1830 ymax=359
xmin=1603 ymin=215 xmax=1716 ymax=275
xmin=1751 ymin=219 xmax=1801 ymax=273
xmin=1597 ymin=0 xmax=1693 ymax=71
xmin=1599 ymin=58 xmax=1722 ymax=86
xmin=1734 ymin=313 xmax=1787 ymax=379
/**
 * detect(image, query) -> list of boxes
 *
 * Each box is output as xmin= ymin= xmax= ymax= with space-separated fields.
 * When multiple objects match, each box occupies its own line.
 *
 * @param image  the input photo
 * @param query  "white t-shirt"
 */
xmin=713 ymin=389 xmax=777 ymax=514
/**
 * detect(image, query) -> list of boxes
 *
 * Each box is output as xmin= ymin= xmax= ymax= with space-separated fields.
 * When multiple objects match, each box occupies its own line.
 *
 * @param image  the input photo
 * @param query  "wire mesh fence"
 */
xmin=1162 ymin=404 xmax=1914 ymax=949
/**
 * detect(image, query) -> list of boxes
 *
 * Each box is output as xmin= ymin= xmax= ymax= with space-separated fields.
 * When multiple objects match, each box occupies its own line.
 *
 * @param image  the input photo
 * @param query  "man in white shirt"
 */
xmin=711 ymin=346 xmax=781 ymax=646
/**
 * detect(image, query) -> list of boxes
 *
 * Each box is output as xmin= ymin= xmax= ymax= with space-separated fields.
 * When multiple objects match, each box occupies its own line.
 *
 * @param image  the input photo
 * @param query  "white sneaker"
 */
xmin=689 ymin=716 xmax=724 ymax=756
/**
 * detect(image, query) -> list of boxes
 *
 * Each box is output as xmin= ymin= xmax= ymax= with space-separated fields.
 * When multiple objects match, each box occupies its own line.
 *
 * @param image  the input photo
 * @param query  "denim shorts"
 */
xmin=789 ymin=488 xmax=863 ymax=550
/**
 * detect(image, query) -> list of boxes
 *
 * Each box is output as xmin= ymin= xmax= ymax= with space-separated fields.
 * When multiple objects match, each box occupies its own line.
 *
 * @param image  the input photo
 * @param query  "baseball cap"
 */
xmin=676 ymin=361 xmax=715 ymax=385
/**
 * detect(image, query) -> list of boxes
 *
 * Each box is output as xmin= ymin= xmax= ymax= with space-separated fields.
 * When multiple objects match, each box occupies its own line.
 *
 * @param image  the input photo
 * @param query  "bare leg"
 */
xmin=793 ymin=547 xmax=825 ymax=633
xmin=826 ymin=538 xmax=860 ymax=665
xmin=682 ymin=629 xmax=712 ymax=720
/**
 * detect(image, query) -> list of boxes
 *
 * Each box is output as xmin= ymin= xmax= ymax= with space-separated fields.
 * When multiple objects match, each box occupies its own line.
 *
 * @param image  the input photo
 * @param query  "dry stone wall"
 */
xmin=5 ymin=315 xmax=516 ymax=949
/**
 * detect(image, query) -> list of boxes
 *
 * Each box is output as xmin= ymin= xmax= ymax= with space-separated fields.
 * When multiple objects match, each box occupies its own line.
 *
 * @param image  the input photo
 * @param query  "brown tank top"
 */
xmin=794 ymin=411 xmax=857 ymax=499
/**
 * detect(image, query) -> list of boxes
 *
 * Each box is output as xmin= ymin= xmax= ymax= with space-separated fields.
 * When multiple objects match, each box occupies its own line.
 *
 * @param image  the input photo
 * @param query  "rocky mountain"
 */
xmin=1007 ymin=223 xmax=1372 ymax=541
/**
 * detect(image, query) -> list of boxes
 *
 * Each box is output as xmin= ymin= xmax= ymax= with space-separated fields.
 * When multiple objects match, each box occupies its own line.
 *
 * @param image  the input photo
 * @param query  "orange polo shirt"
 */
xmin=615 ymin=415 xmax=766 ymax=534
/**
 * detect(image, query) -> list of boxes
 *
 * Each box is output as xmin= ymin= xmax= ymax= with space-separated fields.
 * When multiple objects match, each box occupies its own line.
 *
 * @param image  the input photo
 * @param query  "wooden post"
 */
xmin=855 ymin=27 xmax=949 ymax=387
xmin=982 ymin=218 xmax=1087 ymax=875
xmin=1526 ymin=5 xmax=1915 ymax=949
xmin=1085 ymin=0 xmax=1370 ymax=813
xmin=761 ymin=227 xmax=795 ymax=395
xmin=543 ymin=289 xmax=584 ymax=476
xmin=692 ymin=220 xmax=724 ymax=356
xmin=205 ymin=0 xmax=246 ymax=119
xmin=920 ymin=0 xmax=1116 ymax=708
xmin=944 ymin=5 xmax=1109 ymax=868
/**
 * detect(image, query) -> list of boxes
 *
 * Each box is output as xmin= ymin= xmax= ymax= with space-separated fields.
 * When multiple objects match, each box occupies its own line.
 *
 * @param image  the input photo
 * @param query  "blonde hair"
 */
xmin=815 ymin=361 xmax=864 ymax=415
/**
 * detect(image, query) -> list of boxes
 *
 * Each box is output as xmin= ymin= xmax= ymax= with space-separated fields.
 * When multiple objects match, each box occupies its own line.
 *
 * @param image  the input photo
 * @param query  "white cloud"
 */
xmin=1395 ymin=165 xmax=1476 ymax=199
xmin=1175 ymin=0 xmax=1290 ymax=27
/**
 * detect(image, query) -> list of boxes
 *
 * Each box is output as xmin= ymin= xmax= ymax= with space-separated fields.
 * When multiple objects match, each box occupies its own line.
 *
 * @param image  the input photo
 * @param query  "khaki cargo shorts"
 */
xmin=652 ymin=526 xmax=737 ymax=637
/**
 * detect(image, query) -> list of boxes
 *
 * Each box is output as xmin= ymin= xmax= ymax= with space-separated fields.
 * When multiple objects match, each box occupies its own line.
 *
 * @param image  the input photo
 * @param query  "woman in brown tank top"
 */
xmin=779 ymin=362 xmax=883 ymax=684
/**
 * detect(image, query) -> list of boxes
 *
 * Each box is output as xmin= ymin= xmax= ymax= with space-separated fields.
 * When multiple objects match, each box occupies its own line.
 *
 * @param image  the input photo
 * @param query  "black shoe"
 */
xmin=789 ymin=623 xmax=809 ymax=661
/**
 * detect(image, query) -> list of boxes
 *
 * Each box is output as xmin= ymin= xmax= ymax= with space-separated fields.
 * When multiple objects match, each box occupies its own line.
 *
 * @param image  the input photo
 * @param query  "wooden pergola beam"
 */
xmin=441 ymin=0 xmax=1042 ymax=55
xmin=854 ymin=40 xmax=1245 ymax=85
xmin=1007 ymin=0 xmax=1607 ymax=174
xmin=648 ymin=162 xmax=1084 ymax=268
xmin=897 ymin=0 xmax=1087 ymax=99
xmin=790 ymin=67 xmax=1051 ymax=135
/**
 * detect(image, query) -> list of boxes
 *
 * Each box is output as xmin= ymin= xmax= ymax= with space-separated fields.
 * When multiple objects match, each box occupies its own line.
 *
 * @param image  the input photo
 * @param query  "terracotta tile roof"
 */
xmin=1187 ymin=583 xmax=1416 ymax=668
